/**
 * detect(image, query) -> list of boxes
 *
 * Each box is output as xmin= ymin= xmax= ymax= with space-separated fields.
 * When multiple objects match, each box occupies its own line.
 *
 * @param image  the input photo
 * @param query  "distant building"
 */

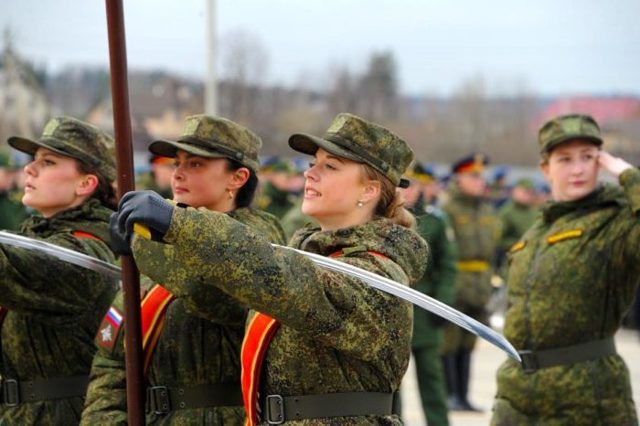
xmin=0 ymin=33 xmax=50 ymax=145
xmin=86 ymin=72 xmax=205 ymax=152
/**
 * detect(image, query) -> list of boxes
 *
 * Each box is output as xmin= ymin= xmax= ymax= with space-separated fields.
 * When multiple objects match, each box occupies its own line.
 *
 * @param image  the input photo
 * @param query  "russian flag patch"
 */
xmin=96 ymin=305 xmax=124 ymax=350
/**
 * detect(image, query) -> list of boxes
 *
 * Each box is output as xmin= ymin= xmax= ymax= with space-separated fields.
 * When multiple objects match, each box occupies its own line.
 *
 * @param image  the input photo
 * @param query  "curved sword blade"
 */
xmin=0 ymin=230 xmax=519 ymax=361
xmin=0 ymin=231 xmax=121 ymax=280
xmin=277 ymin=244 xmax=521 ymax=362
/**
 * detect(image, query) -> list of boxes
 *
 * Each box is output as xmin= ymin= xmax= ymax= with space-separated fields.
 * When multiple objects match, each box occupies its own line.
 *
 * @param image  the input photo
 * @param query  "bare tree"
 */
xmin=218 ymin=29 xmax=269 ymax=122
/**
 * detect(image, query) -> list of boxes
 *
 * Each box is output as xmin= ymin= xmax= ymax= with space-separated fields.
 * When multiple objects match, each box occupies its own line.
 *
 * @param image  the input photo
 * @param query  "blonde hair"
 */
xmin=361 ymin=165 xmax=416 ymax=229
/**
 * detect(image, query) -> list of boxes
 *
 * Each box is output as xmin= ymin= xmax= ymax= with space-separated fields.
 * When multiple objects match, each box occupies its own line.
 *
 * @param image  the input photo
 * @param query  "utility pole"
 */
xmin=205 ymin=0 xmax=217 ymax=115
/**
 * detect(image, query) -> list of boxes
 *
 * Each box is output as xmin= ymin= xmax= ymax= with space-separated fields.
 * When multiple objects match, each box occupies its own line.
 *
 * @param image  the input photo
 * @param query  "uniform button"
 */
xmin=336 ymin=229 xmax=351 ymax=237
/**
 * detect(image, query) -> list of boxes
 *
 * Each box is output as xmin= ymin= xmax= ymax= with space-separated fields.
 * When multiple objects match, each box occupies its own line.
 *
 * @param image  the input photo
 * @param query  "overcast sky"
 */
xmin=2 ymin=0 xmax=639 ymax=97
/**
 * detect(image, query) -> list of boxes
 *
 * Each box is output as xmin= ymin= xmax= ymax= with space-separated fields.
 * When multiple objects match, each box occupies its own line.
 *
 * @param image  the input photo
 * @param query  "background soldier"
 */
xmin=255 ymin=156 xmax=297 ymax=219
xmin=403 ymin=163 xmax=458 ymax=426
xmin=0 ymin=150 xmax=27 ymax=231
xmin=136 ymin=154 xmax=174 ymax=198
xmin=441 ymin=153 xmax=500 ymax=412
xmin=496 ymin=177 xmax=538 ymax=271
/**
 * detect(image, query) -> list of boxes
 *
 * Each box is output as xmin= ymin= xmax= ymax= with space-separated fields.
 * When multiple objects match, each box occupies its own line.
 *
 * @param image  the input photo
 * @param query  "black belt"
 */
xmin=1 ymin=375 xmax=89 ymax=406
xmin=146 ymin=383 xmax=243 ymax=415
xmin=519 ymin=337 xmax=617 ymax=374
xmin=262 ymin=391 xmax=399 ymax=424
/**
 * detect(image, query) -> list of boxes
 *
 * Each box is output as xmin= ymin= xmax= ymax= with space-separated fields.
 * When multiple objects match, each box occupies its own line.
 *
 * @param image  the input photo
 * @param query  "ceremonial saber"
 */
xmin=0 ymin=230 xmax=520 ymax=361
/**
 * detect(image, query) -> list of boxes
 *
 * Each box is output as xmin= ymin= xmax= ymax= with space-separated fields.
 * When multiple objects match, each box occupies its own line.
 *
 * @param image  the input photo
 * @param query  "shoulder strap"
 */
xmin=72 ymin=230 xmax=103 ymax=241
xmin=140 ymin=284 xmax=176 ymax=373
xmin=241 ymin=312 xmax=280 ymax=426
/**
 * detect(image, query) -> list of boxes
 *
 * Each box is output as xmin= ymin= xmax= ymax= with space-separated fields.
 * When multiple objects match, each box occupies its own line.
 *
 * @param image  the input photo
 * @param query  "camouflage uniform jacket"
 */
xmin=411 ymin=204 xmax=458 ymax=348
xmin=153 ymin=207 xmax=427 ymax=425
xmin=81 ymin=207 xmax=285 ymax=426
xmin=442 ymin=186 xmax=500 ymax=313
xmin=0 ymin=199 xmax=117 ymax=425
xmin=493 ymin=168 xmax=640 ymax=425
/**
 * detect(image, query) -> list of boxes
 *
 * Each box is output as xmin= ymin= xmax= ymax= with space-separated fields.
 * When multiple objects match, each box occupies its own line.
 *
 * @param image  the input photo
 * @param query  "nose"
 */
xmin=172 ymin=164 xmax=184 ymax=181
xmin=303 ymin=165 xmax=318 ymax=182
xmin=24 ymin=160 xmax=37 ymax=176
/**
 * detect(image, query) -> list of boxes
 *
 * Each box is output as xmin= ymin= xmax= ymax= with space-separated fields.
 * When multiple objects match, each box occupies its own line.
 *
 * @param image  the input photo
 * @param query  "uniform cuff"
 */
xmin=619 ymin=167 xmax=640 ymax=214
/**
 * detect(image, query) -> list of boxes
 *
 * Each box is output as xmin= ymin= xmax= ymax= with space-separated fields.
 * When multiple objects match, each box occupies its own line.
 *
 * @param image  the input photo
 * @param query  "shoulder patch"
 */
xmin=96 ymin=305 xmax=123 ymax=350
xmin=547 ymin=229 xmax=583 ymax=245
xmin=509 ymin=241 xmax=526 ymax=253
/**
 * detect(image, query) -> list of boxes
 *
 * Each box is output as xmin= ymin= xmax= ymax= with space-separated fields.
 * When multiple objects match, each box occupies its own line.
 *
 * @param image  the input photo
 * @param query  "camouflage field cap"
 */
xmin=538 ymin=113 xmax=603 ymax=154
xmin=288 ymin=113 xmax=413 ymax=188
xmin=7 ymin=116 xmax=116 ymax=181
xmin=514 ymin=177 xmax=536 ymax=190
xmin=149 ymin=115 xmax=262 ymax=172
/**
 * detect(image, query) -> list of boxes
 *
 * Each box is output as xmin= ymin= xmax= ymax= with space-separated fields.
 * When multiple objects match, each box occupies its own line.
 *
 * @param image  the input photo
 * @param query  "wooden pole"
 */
xmin=104 ymin=1 xmax=145 ymax=424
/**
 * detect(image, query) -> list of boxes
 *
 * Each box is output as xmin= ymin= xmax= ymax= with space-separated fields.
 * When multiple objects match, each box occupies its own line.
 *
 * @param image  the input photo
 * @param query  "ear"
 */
xmin=360 ymin=180 xmax=382 ymax=204
xmin=77 ymin=174 xmax=99 ymax=196
xmin=228 ymin=167 xmax=251 ymax=191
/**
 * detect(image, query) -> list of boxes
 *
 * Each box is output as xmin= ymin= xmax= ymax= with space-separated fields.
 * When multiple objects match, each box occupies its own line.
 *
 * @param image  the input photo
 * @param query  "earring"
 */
xmin=357 ymin=200 xmax=364 ymax=207
xmin=227 ymin=189 xmax=234 ymax=200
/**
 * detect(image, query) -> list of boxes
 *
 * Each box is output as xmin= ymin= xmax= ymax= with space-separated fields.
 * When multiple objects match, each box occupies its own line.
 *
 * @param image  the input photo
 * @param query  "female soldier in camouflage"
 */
xmin=111 ymin=113 xmax=428 ymax=425
xmin=81 ymin=115 xmax=285 ymax=425
xmin=492 ymin=114 xmax=639 ymax=425
xmin=0 ymin=117 xmax=118 ymax=424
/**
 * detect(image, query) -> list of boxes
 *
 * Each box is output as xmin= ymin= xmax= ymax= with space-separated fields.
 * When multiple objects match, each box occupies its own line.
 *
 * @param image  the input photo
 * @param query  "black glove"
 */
xmin=108 ymin=212 xmax=132 ymax=255
xmin=116 ymin=190 xmax=175 ymax=243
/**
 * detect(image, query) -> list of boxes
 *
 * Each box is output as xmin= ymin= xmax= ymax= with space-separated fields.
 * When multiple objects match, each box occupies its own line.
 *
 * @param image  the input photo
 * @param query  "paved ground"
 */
xmin=400 ymin=328 xmax=640 ymax=425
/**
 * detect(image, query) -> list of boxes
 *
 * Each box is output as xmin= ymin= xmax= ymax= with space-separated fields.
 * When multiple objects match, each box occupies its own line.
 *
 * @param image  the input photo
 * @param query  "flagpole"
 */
xmin=104 ymin=1 xmax=145 ymax=423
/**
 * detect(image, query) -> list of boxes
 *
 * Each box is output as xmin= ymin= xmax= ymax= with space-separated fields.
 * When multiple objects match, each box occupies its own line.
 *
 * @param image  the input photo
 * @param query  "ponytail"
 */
xmin=362 ymin=165 xmax=416 ymax=229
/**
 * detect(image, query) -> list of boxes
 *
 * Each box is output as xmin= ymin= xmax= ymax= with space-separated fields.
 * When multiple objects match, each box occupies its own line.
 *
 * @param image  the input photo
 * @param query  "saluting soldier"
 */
xmin=403 ymin=163 xmax=457 ymax=426
xmin=1 ymin=117 xmax=118 ymax=424
xmin=110 ymin=113 xmax=428 ymax=425
xmin=81 ymin=115 xmax=285 ymax=425
xmin=492 ymin=114 xmax=639 ymax=425
xmin=441 ymin=153 xmax=500 ymax=412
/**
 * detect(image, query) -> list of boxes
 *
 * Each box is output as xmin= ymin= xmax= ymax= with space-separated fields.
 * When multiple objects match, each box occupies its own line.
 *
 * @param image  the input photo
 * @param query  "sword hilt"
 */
xmin=133 ymin=223 xmax=152 ymax=240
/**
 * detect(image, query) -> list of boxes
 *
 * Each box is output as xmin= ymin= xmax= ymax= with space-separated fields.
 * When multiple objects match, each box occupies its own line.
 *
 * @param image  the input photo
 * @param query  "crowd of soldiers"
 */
xmin=0 ymin=112 xmax=639 ymax=425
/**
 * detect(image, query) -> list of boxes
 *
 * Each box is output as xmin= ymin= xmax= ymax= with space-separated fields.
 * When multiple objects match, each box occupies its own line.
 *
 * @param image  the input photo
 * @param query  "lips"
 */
xmin=173 ymin=186 xmax=188 ymax=194
xmin=304 ymin=187 xmax=321 ymax=198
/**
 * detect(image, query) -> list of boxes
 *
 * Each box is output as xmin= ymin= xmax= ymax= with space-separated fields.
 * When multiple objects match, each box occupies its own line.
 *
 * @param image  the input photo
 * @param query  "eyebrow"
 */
xmin=323 ymin=154 xmax=346 ymax=163
xmin=35 ymin=151 xmax=64 ymax=160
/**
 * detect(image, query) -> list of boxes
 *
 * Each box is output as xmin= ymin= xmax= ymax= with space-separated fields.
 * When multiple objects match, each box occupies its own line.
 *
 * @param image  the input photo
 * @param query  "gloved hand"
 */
xmin=109 ymin=212 xmax=132 ymax=255
xmin=115 ymin=190 xmax=175 ymax=243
